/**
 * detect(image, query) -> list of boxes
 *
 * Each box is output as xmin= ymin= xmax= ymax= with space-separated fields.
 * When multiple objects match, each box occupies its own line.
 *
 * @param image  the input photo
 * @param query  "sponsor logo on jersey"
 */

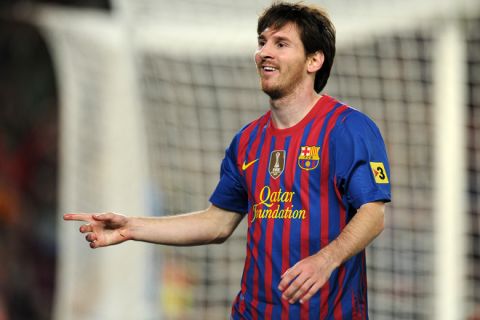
xmin=269 ymin=150 xmax=285 ymax=179
xmin=370 ymin=162 xmax=389 ymax=183
xmin=251 ymin=186 xmax=306 ymax=222
xmin=298 ymin=146 xmax=320 ymax=171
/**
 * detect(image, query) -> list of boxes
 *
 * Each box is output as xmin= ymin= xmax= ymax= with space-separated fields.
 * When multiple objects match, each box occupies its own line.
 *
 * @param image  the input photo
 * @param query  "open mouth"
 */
xmin=263 ymin=66 xmax=277 ymax=71
xmin=260 ymin=66 xmax=278 ymax=74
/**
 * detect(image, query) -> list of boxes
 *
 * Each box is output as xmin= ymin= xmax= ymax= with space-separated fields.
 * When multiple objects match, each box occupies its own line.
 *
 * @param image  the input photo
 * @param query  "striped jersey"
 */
xmin=210 ymin=95 xmax=391 ymax=319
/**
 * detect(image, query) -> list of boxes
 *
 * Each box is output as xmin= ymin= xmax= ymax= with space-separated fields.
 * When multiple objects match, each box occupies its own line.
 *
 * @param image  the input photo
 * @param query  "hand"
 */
xmin=277 ymin=251 xmax=336 ymax=304
xmin=63 ymin=212 xmax=130 ymax=249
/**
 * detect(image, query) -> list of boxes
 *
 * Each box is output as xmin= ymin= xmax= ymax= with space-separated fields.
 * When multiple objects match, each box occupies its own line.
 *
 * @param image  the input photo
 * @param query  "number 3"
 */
xmin=377 ymin=166 xmax=385 ymax=180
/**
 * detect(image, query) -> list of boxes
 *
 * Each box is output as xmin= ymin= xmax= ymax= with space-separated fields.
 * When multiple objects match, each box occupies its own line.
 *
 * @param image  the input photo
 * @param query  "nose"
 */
xmin=256 ymin=42 xmax=273 ymax=60
xmin=255 ymin=43 xmax=273 ymax=67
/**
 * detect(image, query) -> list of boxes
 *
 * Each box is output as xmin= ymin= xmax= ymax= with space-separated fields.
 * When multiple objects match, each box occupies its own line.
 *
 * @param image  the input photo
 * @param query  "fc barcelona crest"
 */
xmin=269 ymin=150 xmax=285 ymax=179
xmin=298 ymin=146 xmax=320 ymax=171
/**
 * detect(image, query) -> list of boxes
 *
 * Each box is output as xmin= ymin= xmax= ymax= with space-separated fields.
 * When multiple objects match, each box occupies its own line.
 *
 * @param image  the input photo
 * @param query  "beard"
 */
xmin=260 ymin=70 xmax=304 ymax=100
xmin=258 ymin=58 xmax=307 ymax=100
xmin=262 ymin=86 xmax=283 ymax=100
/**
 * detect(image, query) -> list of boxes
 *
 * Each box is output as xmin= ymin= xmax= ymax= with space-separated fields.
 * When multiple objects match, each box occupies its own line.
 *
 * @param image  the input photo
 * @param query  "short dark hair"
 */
xmin=257 ymin=2 xmax=336 ymax=93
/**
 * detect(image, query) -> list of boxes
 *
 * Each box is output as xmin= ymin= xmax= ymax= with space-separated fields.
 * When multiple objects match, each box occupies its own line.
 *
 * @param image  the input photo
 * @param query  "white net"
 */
xmin=34 ymin=0 xmax=480 ymax=319
xmin=328 ymin=31 xmax=435 ymax=319
xmin=139 ymin=53 xmax=267 ymax=318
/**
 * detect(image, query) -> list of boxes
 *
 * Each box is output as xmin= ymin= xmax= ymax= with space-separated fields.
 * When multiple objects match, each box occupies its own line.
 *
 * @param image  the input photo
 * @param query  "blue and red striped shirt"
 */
xmin=210 ymin=95 xmax=391 ymax=319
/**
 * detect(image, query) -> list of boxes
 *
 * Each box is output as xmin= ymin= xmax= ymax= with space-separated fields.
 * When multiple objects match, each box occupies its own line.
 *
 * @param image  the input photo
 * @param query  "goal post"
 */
xmin=433 ymin=17 xmax=467 ymax=320
xmin=36 ymin=6 xmax=159 ymax=320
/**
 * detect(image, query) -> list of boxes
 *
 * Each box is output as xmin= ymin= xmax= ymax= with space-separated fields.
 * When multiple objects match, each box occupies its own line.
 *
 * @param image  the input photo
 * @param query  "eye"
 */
xmin=277 ymin=42 xmax=288 ymax=48
xmin=257 ymin=39 xmax=266 ymax=47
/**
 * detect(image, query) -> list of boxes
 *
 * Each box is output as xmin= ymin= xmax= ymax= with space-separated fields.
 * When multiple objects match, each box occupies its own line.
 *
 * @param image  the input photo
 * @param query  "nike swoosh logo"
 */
xmin=242 ymin=159 xmax=259 ymax=171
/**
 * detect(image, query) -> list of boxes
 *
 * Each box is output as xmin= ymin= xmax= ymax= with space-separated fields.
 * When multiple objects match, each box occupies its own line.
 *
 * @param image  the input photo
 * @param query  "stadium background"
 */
xmin=0 ymin=0 xmax=479 ymax=319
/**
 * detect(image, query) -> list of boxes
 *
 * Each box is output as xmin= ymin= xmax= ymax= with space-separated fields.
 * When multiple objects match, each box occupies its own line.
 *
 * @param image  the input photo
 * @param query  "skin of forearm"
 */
xmin=124 ymin=205 xmax=241 ymax=246
xmin=317 ymin=202 xmax=385 ymax=269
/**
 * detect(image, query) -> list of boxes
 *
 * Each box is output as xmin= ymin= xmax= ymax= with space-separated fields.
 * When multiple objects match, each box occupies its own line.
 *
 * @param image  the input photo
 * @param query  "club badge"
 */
xmin=298 ymin=146 xmax=320 ymax=171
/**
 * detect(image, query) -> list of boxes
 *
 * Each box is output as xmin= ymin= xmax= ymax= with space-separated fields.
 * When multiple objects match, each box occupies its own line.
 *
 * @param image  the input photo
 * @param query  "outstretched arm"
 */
xmin=278 ymin=201 xmax=385 ymax=304
xmin=63 ymin=205 xmax=244 ymax=249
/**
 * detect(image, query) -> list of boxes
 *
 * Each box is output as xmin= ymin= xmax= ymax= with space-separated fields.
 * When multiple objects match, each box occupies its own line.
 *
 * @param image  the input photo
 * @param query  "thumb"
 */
xmin=92 ymin=212 xmax=116 ymax=221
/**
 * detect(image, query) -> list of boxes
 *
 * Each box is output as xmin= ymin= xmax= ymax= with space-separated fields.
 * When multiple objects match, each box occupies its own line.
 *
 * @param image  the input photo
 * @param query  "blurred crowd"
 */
xmin=0 ymin=2 xmax=110 ymax=319
xmin=0 ymin=19 xmax=58 ymax=320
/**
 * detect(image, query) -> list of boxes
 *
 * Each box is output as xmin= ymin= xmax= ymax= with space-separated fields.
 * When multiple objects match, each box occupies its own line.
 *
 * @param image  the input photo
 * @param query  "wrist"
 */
xmin=316 ymin=241 xmax=343 ymax=270
xmin=120 ymin=216 xmax=136 ymax=241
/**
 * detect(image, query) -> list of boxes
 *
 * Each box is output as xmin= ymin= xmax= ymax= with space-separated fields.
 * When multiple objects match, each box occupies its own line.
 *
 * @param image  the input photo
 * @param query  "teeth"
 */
xmin=263 ymin=66 xmax=277 ymax=71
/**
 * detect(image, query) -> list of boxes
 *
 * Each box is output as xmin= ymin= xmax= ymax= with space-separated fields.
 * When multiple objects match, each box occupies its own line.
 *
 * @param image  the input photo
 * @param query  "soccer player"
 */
xmin=64 ymin=2 xmax=391 ymax=319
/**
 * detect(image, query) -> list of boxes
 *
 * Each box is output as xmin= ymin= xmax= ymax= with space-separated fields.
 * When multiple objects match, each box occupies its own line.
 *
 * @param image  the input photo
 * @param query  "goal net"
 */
xmin=34 ymin=0 xmax=480 ymax=319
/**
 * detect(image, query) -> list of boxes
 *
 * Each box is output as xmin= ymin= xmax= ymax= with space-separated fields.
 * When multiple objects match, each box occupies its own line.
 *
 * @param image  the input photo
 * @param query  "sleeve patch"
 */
xmin=370 ymin=162 xmax=389 ymax=184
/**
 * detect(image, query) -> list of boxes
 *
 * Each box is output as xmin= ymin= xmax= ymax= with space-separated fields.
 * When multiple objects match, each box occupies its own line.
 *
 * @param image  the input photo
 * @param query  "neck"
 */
xmin=269 ymin=87 xmax=322 ymax=129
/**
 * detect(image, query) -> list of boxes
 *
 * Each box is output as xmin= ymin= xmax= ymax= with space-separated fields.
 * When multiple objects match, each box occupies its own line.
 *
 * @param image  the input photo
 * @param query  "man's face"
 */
xmin=255 ymin=22 xmax=309 ymax=99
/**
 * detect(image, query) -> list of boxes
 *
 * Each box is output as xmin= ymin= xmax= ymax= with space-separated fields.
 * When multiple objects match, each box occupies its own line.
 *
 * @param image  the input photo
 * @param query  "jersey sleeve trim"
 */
xmin=349 ymin=190 xmax=392 ymax=210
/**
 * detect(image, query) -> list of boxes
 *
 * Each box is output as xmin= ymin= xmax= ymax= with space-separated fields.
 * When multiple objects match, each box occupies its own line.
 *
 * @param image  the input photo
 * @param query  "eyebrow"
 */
xmin=257 ymin=34 xmax=292 ymax=43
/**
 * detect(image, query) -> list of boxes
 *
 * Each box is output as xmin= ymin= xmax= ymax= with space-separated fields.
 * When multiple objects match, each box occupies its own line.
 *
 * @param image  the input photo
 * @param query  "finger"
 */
xmin=278 ymin=267 xmax=301 ymax=291
xmin=63 ymin=213 xmax=93 ymax=222
xmin=90 ymin=237 xmax=106 ymax=249
xmin=282 ymin=274 xmax=308 ymax=301
xmin=299 ymin=282 xmax=322 ymax=304
xmin=289 ymin=278 xmax=314 ymax=304
xmin=79 ymin=224 xmax=93 ymax=233
xmin=281 ymin=267 xmax=291 ymax=279
xmin=85 ymin=233 xmax=97 ymax=243
xmin=92 ymin=212 xmax=116 ymax=221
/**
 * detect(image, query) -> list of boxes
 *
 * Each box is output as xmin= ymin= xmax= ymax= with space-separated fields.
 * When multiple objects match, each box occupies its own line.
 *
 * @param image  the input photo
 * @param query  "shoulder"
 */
xmin=226 ymin=110 xmax=270 ymax=153
xmin=331 ymin=104 xmax=383 ymax=140
xmin=232 ymin=111 xmax=270 ymax=142
xmin=318 ymin=96 xmax=376 ymax=130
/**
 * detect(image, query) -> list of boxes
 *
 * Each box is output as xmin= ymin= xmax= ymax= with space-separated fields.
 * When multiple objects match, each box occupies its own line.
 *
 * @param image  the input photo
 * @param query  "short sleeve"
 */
xmin=209 ymin=135 xmax=248 ymax=214
xmin=332 ymin=110 xmax=391 ymax=209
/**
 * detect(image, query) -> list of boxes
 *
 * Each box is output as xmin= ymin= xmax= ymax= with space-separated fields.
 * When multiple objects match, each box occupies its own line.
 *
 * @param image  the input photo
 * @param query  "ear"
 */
xmin=307 ymin=51 xmax=324 ymax=73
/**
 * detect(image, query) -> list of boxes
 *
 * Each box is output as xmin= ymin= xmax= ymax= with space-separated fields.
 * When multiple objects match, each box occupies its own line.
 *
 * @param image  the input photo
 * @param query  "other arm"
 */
xmin=278 ymin=201 xmax=385 ymax=304
xmin=63 ymin=204 xmax=244 ymax=249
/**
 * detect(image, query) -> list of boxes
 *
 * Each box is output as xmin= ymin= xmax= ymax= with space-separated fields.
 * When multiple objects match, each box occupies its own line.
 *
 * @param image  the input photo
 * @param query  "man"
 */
xmin=65 ymin=2 xmax=391 ymax=319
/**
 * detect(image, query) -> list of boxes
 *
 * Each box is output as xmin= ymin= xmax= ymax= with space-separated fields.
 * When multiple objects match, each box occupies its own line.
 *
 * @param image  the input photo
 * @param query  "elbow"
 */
xmin=210 ymin=228 xmax=232 ymax=244
xmin=210 ymin=237 xmax=228 ymax=245
xmin=375 ymin=206 xmax=385 ymax=236
xmin=204 ymin=205 xmax=240 ymax=245
xmin=376 ymin=216 xmax=385 ymax=236
xmin=362 ymin=201 xmax=386 ymax=238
